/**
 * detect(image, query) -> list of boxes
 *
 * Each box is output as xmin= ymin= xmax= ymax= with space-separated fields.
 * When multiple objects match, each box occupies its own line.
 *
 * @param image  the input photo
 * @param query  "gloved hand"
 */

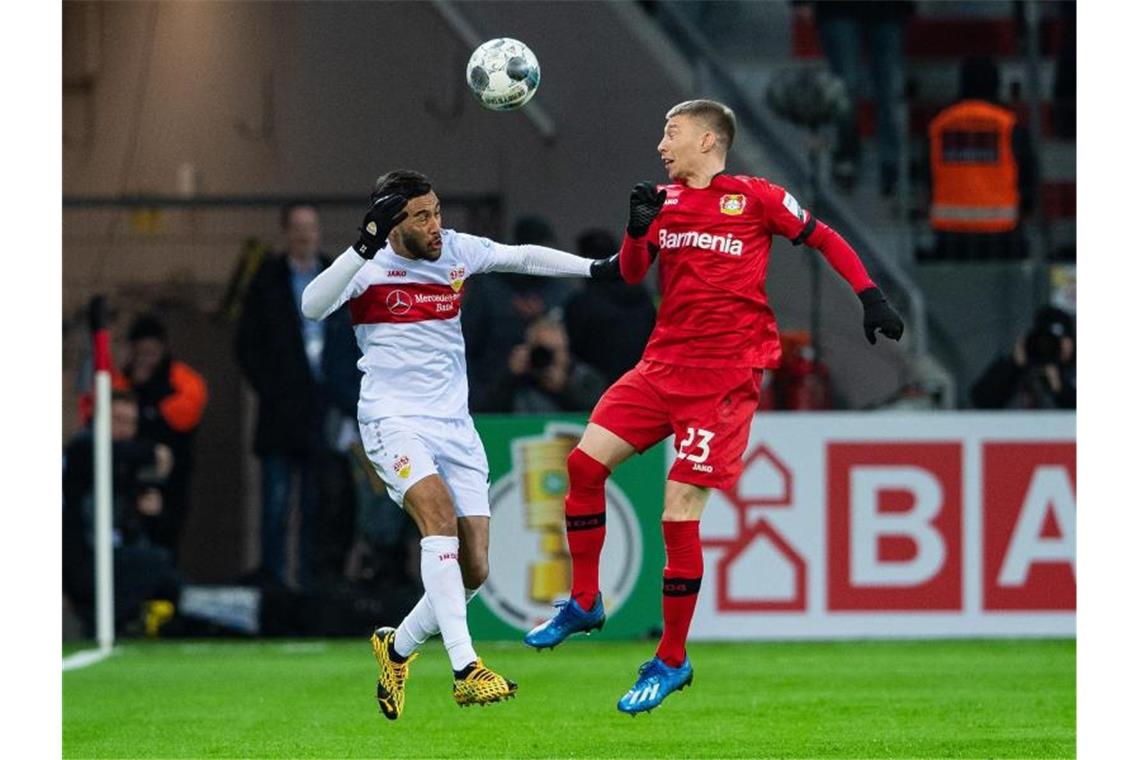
xmin=589 ymin=252 xmax=622 ymax=281
xmin=627 ymin=182 xmax=666 ymax=238
xmin=858 ymin=287 xmax=905 ymax=345
xmin=354 ymin=194 xmax=409 ymax=259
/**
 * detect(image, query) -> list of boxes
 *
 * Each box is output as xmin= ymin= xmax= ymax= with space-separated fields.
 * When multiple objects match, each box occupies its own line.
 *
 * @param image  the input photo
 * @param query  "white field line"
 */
xmin=62 ymin=647 xmax=113 ymax=671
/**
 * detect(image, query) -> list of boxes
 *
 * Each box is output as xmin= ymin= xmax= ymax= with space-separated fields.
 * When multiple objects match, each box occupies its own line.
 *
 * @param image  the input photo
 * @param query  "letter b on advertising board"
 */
xmin=827 ymin=443 xmax=962 ymax=610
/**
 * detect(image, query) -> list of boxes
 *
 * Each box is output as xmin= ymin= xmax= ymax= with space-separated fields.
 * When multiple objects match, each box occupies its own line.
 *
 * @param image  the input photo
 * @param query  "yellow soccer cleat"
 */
xmin=371 ymin=626 xmax=419 ymax=720
xmin=452 ymin=658 xmax=518 ymax=707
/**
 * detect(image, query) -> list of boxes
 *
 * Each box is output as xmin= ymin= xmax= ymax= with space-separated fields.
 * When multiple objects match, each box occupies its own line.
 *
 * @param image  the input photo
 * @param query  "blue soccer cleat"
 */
xmin=616 ymin=656 xmax=693 ymax=715
xmin=523 ymin=594 xmax=605 ymax=650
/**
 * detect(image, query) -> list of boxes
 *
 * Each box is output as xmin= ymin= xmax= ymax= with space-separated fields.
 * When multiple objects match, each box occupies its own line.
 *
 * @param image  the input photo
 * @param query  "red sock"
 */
xmin=656 ymin=520 xmax=703 ymax=668
xmin=564 ymin=448 xmax=610 ymax=610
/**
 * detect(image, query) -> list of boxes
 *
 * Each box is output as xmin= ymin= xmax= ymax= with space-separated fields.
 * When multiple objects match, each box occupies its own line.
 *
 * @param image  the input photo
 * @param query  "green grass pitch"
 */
xmin=63 ymin=638 xmax=1074 ymax=758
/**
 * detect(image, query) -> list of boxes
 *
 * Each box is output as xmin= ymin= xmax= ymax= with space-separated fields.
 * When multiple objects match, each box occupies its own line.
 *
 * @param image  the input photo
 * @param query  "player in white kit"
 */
xmin=301 ymin=170 xmax=617 ymax=718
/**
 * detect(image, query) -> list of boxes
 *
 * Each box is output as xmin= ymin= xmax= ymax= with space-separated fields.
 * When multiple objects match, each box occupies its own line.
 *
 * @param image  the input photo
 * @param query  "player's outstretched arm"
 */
xmin=797 ymin=218 xmax=904 ymax=344
xmin=481 ymin=240 xmax=594 ymax=279
xmin=761 ymin=180 xmax=903 ymax=344
xmin=301 ymin=195 xmax=408 ymax=321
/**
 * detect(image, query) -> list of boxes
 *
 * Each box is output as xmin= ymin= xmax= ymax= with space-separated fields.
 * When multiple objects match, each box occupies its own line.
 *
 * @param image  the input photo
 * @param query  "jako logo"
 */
xmin=438 ymin=552 xmax=459 ymax=561
xmin=659 ymin=228 xmax=744 ymax=256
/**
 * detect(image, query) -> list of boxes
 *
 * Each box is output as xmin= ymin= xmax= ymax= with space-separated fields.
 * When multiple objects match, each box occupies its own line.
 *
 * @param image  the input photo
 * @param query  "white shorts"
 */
xmin=358 ymin=414 xmax=491 ymax=518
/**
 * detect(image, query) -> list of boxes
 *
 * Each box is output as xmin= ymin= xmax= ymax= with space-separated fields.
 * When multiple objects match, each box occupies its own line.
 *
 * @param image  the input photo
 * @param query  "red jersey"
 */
xmin=619 ymin=173 xmax=817 ymax=369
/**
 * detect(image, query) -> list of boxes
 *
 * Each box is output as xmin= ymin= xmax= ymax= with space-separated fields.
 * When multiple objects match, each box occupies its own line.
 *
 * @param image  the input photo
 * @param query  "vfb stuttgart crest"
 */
xmin=448 ymin=266 xmax=467 ymax=292
xmin=392 ymin=454 xmax=412 ymax=479
xmin=720 ymin=194 xmax=746 ymax=216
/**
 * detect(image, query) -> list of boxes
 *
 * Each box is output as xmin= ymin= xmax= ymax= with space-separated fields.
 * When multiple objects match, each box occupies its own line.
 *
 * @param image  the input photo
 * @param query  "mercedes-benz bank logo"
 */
xmin=481 ymin=422 xmax=643 ymax=630
xmin=386 ymin=289 xmax=411 ymax=315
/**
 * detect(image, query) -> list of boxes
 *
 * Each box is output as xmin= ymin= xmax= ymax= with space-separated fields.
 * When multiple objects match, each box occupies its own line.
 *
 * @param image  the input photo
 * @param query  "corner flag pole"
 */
xmin=90 ymin=296 xmax=115 ymax=652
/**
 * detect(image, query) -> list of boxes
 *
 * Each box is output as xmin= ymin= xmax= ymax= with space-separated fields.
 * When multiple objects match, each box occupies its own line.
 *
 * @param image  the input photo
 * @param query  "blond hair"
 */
xmin=666 ymin=99 xmax=737 ymax=152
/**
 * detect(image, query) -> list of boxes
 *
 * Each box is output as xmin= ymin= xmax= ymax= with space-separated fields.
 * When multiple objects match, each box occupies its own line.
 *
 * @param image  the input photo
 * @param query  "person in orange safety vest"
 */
xmin=112 ymin=314 xmax=208 ymax=558
xmin=926 ymin=57 xmax=1038 ymax=260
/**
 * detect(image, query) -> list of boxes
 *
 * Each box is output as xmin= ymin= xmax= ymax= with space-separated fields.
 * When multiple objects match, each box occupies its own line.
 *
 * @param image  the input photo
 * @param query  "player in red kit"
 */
xmin=524 ymin=99 xmax=904 ymax=713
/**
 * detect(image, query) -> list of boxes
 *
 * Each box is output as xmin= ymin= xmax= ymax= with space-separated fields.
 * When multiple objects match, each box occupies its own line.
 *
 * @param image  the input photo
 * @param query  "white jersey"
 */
xmin=313 ymin=228 xmax=591 ymax=422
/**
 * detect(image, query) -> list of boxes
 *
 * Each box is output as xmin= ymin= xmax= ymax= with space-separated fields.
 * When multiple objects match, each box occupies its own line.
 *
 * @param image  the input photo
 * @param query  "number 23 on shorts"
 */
xmin=676 ymin=427 xmax=715 ymax=463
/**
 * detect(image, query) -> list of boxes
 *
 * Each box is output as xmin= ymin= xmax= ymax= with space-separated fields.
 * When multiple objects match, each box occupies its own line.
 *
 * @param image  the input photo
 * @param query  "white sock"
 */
xmin=393 ymin=595 xmax=436 ymax=658
xmin=393 ymin=587 xmax=481 ymax=659
xmin=418 ymin=536 xmax=477 ymax=671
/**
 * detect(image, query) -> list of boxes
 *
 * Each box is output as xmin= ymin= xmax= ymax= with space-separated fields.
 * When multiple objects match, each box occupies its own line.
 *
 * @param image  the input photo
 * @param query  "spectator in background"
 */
xmin=971 ymin=306 xmax=1075 ymax=410
xmin=112 ymin=314 xmax=208 ymax=558
xmin=482 ymin=314 xmax=608 ymax=414
xmin=236 ymin=202 xmax=362 ymax=589
xmin=794 ymin=1 xmax=913 ymax=195
xmin=464 ymin=216 xmax=576 ymax=409
xmin=63 ymin=390 xmax=181 ymax=632
xmin=926 ymin=56 xmax=1038 ymax=261
xmin=563 ymin=229 xmax=656 ymax=384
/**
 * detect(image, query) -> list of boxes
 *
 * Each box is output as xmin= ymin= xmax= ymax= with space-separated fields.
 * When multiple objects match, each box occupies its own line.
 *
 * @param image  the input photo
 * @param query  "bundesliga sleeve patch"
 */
xmin=782 ymin=191 xmax=807 ymax=222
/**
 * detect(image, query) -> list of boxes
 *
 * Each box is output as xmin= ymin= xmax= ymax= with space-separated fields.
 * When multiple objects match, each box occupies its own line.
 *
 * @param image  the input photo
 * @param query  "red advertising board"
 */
xmin=827 ymin=443 xmax=963 ymax=611
xmin=983 ymin=443 xmax=1076 ymax=610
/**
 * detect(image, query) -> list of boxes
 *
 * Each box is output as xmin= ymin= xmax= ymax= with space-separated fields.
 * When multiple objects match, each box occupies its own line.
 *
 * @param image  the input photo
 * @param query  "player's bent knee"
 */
xmin=425 ymin=511 xmax=458 ymax=537
xmin=567 ymin=447 xmax=610 ymax=493
xmin=577 ymin=423 xmax=636 ymax=471
xmin=409 ymin=501 xmax=458 ymax=537
xmin=405 ymin=476 xmax=459 ymax=536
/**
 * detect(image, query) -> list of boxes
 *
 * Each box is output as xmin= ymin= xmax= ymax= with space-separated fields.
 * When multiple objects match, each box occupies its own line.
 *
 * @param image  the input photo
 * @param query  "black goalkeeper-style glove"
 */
xmin=590 ymin=252 xmax=622 ymax=281
xmin=858 ymin=287 xmax=905 ymax=345
xmin=627 ymin=182 xmax=666 ymax=238
xmin=354 ymin=194 xmax=408 ymax=259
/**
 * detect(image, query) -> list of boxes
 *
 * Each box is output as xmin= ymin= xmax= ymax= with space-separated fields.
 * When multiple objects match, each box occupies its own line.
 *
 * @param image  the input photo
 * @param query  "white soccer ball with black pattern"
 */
xmin=465 ymin=38 xmax=540 ymax=111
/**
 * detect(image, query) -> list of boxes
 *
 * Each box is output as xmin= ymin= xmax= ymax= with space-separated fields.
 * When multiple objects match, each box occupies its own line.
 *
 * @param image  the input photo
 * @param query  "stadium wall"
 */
xmin=470 ymin=412 xmax=1075 ymax=641
xmin=62 ymin=0 xmax=689 ymax=275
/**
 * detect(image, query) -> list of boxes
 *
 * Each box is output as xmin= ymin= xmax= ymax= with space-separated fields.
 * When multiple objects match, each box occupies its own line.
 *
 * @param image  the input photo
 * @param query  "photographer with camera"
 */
xmin=970 ymin=307 xmax=1076 ymax=410
xmin=481 ymin=313 xmax=608 ymax=414
xmin=63 ymin=390 xmax=181 ymax=633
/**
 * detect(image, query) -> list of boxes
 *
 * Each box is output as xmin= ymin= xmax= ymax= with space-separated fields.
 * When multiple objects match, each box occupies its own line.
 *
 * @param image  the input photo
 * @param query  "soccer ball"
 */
xmin=465 ymin=38 xmax=540 ymax=111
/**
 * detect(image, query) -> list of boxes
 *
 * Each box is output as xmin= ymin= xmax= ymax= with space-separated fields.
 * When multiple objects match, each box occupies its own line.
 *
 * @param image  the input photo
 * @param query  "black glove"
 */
xmin=354 ymin=194 xmax=408 ymax=259
xmin=858 ymin=287 xmax=905 ymax=345
xmin=627 ymin=182 xmax=666 ymax=238
xmin=589 ymin=252 xmax=622 ymax=281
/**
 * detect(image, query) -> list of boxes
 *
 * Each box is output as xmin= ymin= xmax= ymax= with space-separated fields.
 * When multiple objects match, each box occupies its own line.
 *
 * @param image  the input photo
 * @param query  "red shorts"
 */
xmin=589 ymin=360 xmax=763 ymax=489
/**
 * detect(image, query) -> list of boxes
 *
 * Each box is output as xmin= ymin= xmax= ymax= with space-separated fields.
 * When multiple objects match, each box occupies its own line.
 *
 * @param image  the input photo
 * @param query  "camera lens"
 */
xmin=1025 ymin=330 xmax=1061 ymax=366
xmin=529 ymin=345 xmax=554 ymax=371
